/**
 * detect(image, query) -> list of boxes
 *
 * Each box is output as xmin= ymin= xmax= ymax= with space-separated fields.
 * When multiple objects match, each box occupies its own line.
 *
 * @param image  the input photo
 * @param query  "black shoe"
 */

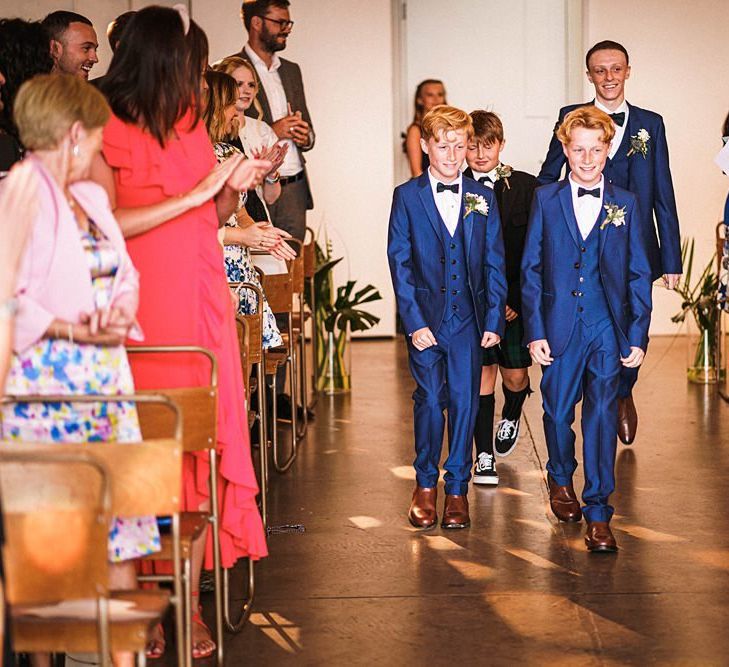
xmin=473 ymin=452 xmax=499 ymax=486
xmin=494 ymin=418 xmax=520 ymax=457
xmin=276 ymin=394 xmax=314 ymax=421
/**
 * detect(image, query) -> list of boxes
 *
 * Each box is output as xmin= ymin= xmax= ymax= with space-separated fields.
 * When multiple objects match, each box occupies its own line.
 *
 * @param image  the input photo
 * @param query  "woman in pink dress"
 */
xmin=92 ymin=7 xmax=270 ymax=659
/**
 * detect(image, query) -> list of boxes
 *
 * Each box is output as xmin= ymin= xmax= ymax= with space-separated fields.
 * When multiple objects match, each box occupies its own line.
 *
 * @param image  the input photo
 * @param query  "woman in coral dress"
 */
xmin=93 ymin=7 xmax=270 ymax=658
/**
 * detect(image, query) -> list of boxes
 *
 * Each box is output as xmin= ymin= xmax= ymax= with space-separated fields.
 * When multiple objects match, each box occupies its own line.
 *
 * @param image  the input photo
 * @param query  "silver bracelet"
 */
xmin=0 ymin=297 xmax=18 ymax=321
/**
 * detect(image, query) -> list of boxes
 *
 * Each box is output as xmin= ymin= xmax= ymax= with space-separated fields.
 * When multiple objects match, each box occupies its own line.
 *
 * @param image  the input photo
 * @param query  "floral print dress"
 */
xmin=0 ymin=223 xmax=161 ymax=563
xmin=214 ymin=142 xmax=283 ymax=349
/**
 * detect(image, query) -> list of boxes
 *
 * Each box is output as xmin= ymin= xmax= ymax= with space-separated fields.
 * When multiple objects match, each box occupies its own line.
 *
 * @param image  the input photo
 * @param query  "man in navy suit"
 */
xmin=523 ymin=107 xmax=652 ymax=552
xmin=387 ymin=105 xmax=506 ymax=530
xmin=537 ymin=40 xmax=681 ymax=446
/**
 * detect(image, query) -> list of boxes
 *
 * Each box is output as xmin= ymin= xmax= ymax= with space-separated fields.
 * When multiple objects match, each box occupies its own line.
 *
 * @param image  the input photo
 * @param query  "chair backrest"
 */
xmin=260 ymin=266 xmax=293 ymax=314
xmin=288 ymin=239 xmax=305 ymax=294
xmin=229 ymin=282 xmax=264 ymax=365
xmin=0 ymin=448 xmax=111 ymax=606
xmin=126 ymin=347 xmax=218 ymax=453
xmin=303 ymin=227 xmax=316 ymax=280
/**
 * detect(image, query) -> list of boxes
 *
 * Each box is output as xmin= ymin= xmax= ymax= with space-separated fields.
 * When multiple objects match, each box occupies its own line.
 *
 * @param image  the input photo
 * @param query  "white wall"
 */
xmin=405 ymin=0 xmax=570 ymax=178
xmin=585 ymin=0 xmax=729 ymax=335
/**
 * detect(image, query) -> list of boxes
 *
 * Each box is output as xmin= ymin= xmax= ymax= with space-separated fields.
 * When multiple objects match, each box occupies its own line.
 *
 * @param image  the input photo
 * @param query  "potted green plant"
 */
xmin=306 ymin=237 xmax=382 ymax=393
xmin=671 ymin=239 xmax=720 ymax=383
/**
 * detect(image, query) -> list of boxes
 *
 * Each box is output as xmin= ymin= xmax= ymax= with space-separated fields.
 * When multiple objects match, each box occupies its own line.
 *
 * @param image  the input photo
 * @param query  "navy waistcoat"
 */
xmin=575 ymin=222 xmax=611 ymax=326
xmin=439 ymin=216 xmax=474 ymax=324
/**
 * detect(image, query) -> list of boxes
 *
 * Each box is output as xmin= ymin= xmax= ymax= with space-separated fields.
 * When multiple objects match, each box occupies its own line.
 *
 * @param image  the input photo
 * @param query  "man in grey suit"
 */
xmin=235 ymin=0 xmax=314 ymax=241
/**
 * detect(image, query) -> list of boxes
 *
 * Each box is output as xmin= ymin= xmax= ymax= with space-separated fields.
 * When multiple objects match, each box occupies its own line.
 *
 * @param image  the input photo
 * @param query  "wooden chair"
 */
xmin=257 ymin=261 xmax=300 ymax=473
xmin=128 ymin=346 xmax=255 ymax=645
xmin=0 ymin=393 xmax=181 ymax=667
xmin=127 ymin=347 xmax=221 ymax=666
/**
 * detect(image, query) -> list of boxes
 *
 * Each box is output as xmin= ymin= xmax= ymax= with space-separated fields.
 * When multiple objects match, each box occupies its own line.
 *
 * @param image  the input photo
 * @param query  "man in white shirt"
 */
xmin=233 ymin=0 xmax=315 ymax=242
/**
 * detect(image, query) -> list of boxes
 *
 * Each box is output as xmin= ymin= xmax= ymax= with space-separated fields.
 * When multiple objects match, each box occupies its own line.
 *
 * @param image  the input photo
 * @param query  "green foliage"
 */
xmin=671 ymin=238 xmax=718 ymax=333
xmin=305 ymin=236 xmax=382 ymax=334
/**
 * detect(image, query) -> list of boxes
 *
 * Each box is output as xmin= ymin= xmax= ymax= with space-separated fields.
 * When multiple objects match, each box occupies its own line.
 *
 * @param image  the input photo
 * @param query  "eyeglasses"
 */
xmin=258 ymin=15 xmax=294 ymax=31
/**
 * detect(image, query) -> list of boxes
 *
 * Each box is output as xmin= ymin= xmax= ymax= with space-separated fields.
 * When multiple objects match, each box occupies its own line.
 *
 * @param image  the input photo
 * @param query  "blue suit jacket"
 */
xmin=387 ymin=173 xmax=507 ymax=337
xmin=521 ymin=180 xmax=652 ymax=358
xmin=537 ymin=101 xmax=681 ymax=280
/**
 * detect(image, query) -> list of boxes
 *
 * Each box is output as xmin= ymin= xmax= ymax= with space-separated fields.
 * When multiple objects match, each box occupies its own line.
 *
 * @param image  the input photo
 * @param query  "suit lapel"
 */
xmin=616 ymin=103 xmax=636 ymax=158
xmin=598 ymin=183 xmax=614 ymax=258
xmin=462 ymin=192 xmax=472 ymax=254
xmin=417 ymin=174 xmax=444 ymax=243
xmin=557 ymin=181 xmax=581 ymax=249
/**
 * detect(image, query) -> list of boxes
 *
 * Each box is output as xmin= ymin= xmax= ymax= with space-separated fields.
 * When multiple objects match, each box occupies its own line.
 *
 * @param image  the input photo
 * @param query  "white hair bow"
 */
xmin=172 ymin=3 xmax=191 ymax=35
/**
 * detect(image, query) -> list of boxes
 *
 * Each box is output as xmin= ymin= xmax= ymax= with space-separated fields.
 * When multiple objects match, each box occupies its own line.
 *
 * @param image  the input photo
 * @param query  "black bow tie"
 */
xmin=478 ymin=176 xmax=493 ymax=185
xmin=436 ymin=182 xmax=459 ymax=194
xmin=609 ymin=112 xmax=626 ymax=127
xmin=578 ymin=187 xmax=601 ymax=198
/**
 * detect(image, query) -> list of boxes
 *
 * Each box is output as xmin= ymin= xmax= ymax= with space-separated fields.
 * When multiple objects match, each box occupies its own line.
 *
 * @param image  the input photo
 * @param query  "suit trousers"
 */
xmin=407 ymin=313 xmax=481 ymax=496
xmin=541 ymin=317 xmax=620 ymax=522
xmin=267 ymin=176 xmax=308 ymax=241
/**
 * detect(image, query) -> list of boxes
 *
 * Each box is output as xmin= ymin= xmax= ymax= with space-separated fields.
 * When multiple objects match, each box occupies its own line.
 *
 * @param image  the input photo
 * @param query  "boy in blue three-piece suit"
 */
xmin=537 ymin=40 xmax=681 ymax=447
xmin=387 ymin=105 xmax=507 ymax=530
xmin=522 ymin=107 xmax=652 ymax=552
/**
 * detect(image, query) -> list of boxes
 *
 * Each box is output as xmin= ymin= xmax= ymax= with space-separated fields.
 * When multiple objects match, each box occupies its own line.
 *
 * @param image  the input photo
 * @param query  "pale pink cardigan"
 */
xmin=7 ymin=156 xmax=142 ymax=353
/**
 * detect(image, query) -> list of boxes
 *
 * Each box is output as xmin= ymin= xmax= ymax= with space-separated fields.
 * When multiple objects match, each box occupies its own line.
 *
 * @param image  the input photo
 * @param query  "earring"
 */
xmin=72 ymin=144 xmax=80 ymax=157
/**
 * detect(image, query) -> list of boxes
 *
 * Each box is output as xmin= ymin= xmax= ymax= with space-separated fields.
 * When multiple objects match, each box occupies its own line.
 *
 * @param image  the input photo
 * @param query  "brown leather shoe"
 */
xmin=441 ymin=494 xmax=470 ymax=529
xmin=617 ymin=395 xmax=638 ymax=445
xmin=584 ymin=521 xmax=618 ymax=552
xmin=408 ymin=486 xmax=437 ymax=529
xmin=547 ymin=474 xmax=582 ymax=522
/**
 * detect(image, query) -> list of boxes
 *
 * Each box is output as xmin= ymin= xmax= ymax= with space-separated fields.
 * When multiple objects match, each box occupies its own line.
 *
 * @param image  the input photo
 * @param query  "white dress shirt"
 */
xmin=428 ymin=169 xmax=462 ymax=237
xmin=469 ymin=165 xmax=499 ymax=189
xmin=569 ymin=174 xmax=605 ymax=240
xmin=244 ymin=44 xmax=303 ymax=177
xmin=595 ymin=99 xmax=629 ymax=160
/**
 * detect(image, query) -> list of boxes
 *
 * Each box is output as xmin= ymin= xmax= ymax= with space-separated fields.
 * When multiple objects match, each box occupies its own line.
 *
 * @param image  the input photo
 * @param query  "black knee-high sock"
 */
xmin=474 ymin=394 xmax=495 ymax=456
xmin=502 ymin=382 xmax=531 ymax=421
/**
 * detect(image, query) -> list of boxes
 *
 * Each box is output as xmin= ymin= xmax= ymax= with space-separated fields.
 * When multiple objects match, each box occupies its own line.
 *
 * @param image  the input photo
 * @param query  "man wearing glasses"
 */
xmin=236 ymin=0 xmax=315 ymax=242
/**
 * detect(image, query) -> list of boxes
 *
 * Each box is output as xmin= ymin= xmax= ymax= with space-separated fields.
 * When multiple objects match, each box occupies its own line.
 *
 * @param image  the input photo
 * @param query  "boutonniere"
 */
xmin=464 ymin=192 xmax=489 ymax=218
xmin=600 ymin=202 xmax=627 ymax=230
xmin=495 ymin=163 xmax=512 ymax=190
xmin=627 ymin=128 xmax=650 ymax=158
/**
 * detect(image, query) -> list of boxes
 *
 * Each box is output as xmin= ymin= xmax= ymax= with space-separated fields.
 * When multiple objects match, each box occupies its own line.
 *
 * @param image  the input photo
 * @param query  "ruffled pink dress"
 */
xmin=102 ymin=112 xmax=267 ymax=567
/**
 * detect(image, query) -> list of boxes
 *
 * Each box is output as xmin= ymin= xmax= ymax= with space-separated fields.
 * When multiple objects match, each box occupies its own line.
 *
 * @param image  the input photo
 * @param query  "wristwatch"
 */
xmin=0 ymin=297 xmax=18 ymax=320
xmin=265 ymin=171 xmax=281 ymax=185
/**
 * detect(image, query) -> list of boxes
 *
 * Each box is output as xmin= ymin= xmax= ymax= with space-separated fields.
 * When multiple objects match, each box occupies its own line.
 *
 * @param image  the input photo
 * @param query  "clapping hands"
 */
xmin=251 ymin=142 xmax=289 ymax=176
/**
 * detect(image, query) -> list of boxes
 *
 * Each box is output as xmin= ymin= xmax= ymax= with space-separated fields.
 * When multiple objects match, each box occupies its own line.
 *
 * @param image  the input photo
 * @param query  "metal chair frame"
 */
xmin=229 ymin=281 xmax=269 ymax=527
xmin=127 ymin=347 xmax=225 ymax=666
xmin=0 ymin=393 xmax=182 ymax=667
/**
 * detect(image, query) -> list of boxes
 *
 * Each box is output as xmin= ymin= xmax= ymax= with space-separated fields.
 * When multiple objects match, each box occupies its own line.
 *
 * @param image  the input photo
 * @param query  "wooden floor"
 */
xmin=214 ymin=336 xmax=729 ymax=665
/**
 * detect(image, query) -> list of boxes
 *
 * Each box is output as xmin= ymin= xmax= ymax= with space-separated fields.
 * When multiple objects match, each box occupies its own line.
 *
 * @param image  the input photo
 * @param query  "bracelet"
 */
xmin=265 ymin=171 xmax=281 ymax=184
xmin=67 ymin=323 xmax=74 ymax=345
xmin=0 ymin=297 xmax=18 ymax=321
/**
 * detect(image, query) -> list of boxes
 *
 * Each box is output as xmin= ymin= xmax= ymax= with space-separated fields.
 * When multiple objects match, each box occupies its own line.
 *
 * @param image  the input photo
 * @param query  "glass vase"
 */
xmin=315 ymin=320 xmax=351 ymax=394
xmin=686 ymin=317 xmax=719 ymax=384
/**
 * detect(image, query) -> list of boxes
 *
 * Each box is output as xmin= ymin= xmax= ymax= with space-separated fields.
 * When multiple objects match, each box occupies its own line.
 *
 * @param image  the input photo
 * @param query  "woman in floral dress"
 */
xmin=203 ymin=70 xmax=295 ymax=349
xmin=0 ymin=74 xmax=157 ymax=667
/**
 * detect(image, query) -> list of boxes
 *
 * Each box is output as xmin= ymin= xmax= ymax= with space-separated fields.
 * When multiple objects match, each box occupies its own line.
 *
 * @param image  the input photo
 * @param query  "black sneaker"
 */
xmin=494 ymin=418 xmax=520 ymax=457
xmin=473 ymin=452 xmax=498 ymax=486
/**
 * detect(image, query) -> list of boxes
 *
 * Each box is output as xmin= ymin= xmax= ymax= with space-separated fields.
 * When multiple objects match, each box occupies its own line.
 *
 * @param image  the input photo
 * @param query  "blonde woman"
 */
xmin=213 ymin=56 xmax=287 ymax=222
xmin=202 ymin=69 xmax=294 ymax=349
